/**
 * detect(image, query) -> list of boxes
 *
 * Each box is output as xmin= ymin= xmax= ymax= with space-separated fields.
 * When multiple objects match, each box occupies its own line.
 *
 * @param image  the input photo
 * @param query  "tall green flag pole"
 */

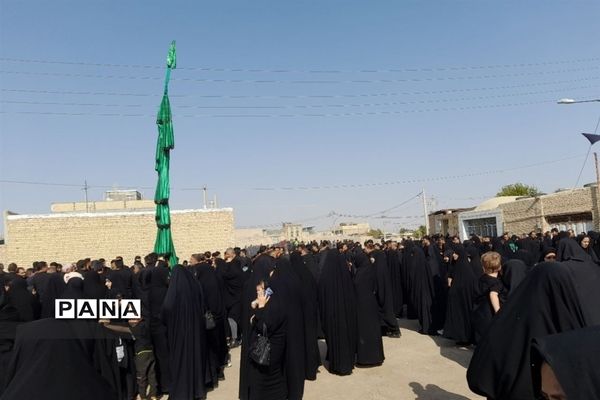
xmin=153 ymin=41 xmax=178 ymax=267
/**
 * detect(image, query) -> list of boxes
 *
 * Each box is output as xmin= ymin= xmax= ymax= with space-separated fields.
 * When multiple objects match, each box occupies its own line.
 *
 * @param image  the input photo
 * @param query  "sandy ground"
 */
xmin=204 ymin=319 xmax=484 ymax=400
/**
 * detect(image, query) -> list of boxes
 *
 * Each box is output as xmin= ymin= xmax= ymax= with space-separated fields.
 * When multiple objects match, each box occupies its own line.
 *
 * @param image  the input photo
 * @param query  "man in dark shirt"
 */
xmin=108 ymin=259 xmax=133 ymax=299
xmin=222 ymin=248 xmax=244 ymax=347
xmin=31 ymin=261 xmax=51 ymax=299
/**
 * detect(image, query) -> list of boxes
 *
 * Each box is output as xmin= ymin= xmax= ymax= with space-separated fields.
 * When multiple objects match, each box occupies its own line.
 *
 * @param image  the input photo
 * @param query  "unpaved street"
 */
xmin=207 ymin=319 xmax=484 ymax=400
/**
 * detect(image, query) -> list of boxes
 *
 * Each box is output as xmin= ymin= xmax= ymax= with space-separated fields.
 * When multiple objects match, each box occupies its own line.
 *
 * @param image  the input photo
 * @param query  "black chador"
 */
xmin=352 ymin=250 xmax=385 ymax=366
xmin=318 ymin=249 xmax=357 ymax=375
xmin=443 ymin=245 xmax=476 ymax=344
xmin=467 ymin=241 xmax=600 ymax=400
xmin=290 ymin=252 xmax=321 ymax=381
xmin=370 ymin=249 xmax=400 ymax=337
xmin=161 ymin=266 xmax=208 ymax=400
xmin=407 ymin=243 xmax=435 ymax=335
xmin=385 ymin=247 xmax=403 ymax=318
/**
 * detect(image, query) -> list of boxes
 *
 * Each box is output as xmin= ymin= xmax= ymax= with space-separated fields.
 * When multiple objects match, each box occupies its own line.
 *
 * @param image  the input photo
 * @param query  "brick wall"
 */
xmin=2 ymin=208 xmax=234 ymax=267
xmin=0 ymin=245 xmax=6 ymax=267
xmin=500 ymin=187 xmax=598 ymax=234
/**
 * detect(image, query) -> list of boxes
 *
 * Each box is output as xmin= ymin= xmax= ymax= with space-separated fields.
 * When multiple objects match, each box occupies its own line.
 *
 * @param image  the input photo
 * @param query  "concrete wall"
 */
xmin=1 ymin=208 xmax=234 ymax=267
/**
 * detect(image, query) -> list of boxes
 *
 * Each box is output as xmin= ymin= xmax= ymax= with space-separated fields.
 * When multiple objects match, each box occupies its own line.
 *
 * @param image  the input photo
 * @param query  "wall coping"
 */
xmin=6 ymin=208 xmax=234 ymax=221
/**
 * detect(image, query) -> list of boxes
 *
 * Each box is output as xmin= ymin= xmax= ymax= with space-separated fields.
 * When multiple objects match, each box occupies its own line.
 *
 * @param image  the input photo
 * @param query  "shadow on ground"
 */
xmin=409 ymin=382 xmax=472 ymax=400
xmin=397 ymin=318 xmax=473 ymax=369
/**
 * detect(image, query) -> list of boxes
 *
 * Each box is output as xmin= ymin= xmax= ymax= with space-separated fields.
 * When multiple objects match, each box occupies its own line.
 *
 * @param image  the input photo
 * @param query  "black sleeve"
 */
xmin=251 ymin=294 xmax=285 ymax=335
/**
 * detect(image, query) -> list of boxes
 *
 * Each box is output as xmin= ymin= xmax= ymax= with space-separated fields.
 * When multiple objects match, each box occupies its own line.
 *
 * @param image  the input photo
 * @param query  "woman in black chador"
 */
xmin=2 ymin=319 xmax=121 ymax=400
xmin=443 ymin=244 xmax=477 ymax=344
xmin=192 ymin=255 xmax=229 ymax=387
xmin=424 ymin=238 xmax=447 ymax=333
xmin=368 ymin=244 xmax=401 ymax=338
xmin=0 ymin=276 xmax=38 ymax=395
xmin=240 ymin=269 xmax=288 ymax=400
xmin=161 ymin=265 xmax=208 ymax=400
xmin=407 ymin=242 xmax=435 ymax=335
xmin=352 ymin=248 xmax=385 ymax=366
xmin=290 ymin=251 xmax=321 ymax=381
xmin=318 ymin=248 xmax=357 ymax=375
xmin=531 ymin=326 xmax=600 ymax=399
xmin=148 ymin=259 xmax=171 ymax=394
xmin=467 ymin=240 xmax=600 ymax=400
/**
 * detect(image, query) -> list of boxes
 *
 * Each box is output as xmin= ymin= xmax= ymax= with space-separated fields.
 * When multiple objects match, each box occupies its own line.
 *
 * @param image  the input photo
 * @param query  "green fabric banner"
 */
xmin=153 ymin=41 xmax=178 ymax=267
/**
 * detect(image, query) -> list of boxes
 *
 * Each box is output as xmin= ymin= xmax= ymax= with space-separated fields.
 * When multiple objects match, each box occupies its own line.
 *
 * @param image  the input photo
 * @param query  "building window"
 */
xmin=464 ymin=217 xmax=497 ymax=237
xmin=546 ymin=212 xmax=593 ymax=234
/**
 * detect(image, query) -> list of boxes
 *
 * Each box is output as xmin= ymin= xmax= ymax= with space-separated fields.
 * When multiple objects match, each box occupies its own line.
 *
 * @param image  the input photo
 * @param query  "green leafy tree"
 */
xmin=413 ymin=225 xmax=427 ymax=239
xmin=367 ymin=229 xmax=384 ymax=239
xmin=496 ymin=183 xmax=542 ymax=197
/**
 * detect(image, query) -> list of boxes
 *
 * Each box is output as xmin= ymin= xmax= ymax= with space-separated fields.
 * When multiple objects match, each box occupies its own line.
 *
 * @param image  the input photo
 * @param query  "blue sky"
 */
xmin=1 ymin=0 xmax=600 ymax=233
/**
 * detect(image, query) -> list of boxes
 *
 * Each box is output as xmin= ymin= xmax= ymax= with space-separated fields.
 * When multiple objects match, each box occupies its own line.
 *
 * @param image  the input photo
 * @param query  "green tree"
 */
xmin=367 ymin=229 xmax=384 ymax=239
xmin=413 ymin=225 xmax=427 ymax=239
xmin=496 ymin=183 xmax=542 ymax=197
xmin=399 ymin=227 xmax=411 ymax=234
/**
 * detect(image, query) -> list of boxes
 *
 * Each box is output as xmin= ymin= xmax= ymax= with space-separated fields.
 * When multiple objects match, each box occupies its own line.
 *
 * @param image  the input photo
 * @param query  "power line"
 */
xmin=2 ymin=85 xmax=598 ymax=110
xmin=333 ymin=192 xmax=422 ymax=219
xmin=3 ymin=76 xmax=599 ymax=99
xmin=0 ymin=88 xmax=182 ymax=98
xmin=0 ymin=154 xmax=585 ymax=196
xmin=0 ymin=100 xmax=143 ymax=108
xmin=250 ymin=154 xmax=585 ymax=191
xmin=1 ymin=65 xmax=599 ymax=84
xmin=0 ymin=99 xmax=558 ymax=118
xmin=1 ymin=56 xmax=599 ymax=73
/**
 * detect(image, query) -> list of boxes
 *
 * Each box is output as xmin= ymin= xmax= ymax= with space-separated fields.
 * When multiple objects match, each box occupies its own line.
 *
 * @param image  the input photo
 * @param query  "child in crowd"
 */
xmin=471 ymin=251 xmax=506 ymax=344
xmin=100 ymin=317 xmax=157 ymax=400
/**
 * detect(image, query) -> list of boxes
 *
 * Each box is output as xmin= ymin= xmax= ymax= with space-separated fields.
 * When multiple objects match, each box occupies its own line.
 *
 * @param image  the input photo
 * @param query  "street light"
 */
xmin=557 ymin=98 xmax=600 ymax=104
xmin=557 ymin=97 xmax=600 ymax=190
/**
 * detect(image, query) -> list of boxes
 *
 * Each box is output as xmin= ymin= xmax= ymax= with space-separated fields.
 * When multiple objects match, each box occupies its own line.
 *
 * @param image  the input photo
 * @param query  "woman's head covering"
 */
xmin=501 ymin=259 xmax=528 ymax=297
xmin=558 ymin=238 xmax=592 ymax=262
xmin=1 ymin=276 xmax=37 ymax=322
xmin=531 ymin=325 xmax=600 ymax=399
xmin=514 ymin=249 xmax=535 ymax=269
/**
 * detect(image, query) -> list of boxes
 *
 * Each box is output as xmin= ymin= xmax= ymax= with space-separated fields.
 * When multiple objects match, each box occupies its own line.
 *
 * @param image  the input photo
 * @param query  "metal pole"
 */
xmin=422 ymin=188 xmax=429 ymax=236
xmin=596 ymin=152 xmax=600 ymax=231
xmin=203 ymin=186 xmax=207 ymax=209
xmin=595 ymin=152 xmax=600 ymax=188
xmin=84 ymin=180 xmax=89 ymax=213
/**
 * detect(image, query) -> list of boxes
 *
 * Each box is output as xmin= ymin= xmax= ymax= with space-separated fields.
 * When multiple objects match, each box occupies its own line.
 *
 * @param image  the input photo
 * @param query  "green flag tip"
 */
xmin=167 ymin=41 xmax=177 ymax=69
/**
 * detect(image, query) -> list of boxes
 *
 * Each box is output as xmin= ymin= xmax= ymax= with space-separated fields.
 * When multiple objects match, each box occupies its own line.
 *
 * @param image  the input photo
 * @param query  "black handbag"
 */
xmin=205 ymin=311 xmax=216 ymax=330
xmin=249 ymin=323 xmax=271 ymax=366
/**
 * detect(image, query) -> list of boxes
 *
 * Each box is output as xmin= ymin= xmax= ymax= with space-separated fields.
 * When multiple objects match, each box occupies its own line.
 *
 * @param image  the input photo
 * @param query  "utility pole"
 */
xmin=84 ymin=180 xmax=89 ymax=213
xmin=422 ymin=188 xmax=429 ymax=236
xmin=202 ymin=186 xmax=208 ymax=209
xmin=595 ymin=152 xmax=600 ymax=189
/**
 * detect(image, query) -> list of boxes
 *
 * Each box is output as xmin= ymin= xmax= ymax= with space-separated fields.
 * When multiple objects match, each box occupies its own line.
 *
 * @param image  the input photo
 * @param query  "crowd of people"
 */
xmin=0 ymin=228 xmax=599 ymax=400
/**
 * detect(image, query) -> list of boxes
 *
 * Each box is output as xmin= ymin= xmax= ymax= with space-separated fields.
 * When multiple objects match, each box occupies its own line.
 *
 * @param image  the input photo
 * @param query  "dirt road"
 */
xmin=207 ymin=319 xmax=484 ymax=400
